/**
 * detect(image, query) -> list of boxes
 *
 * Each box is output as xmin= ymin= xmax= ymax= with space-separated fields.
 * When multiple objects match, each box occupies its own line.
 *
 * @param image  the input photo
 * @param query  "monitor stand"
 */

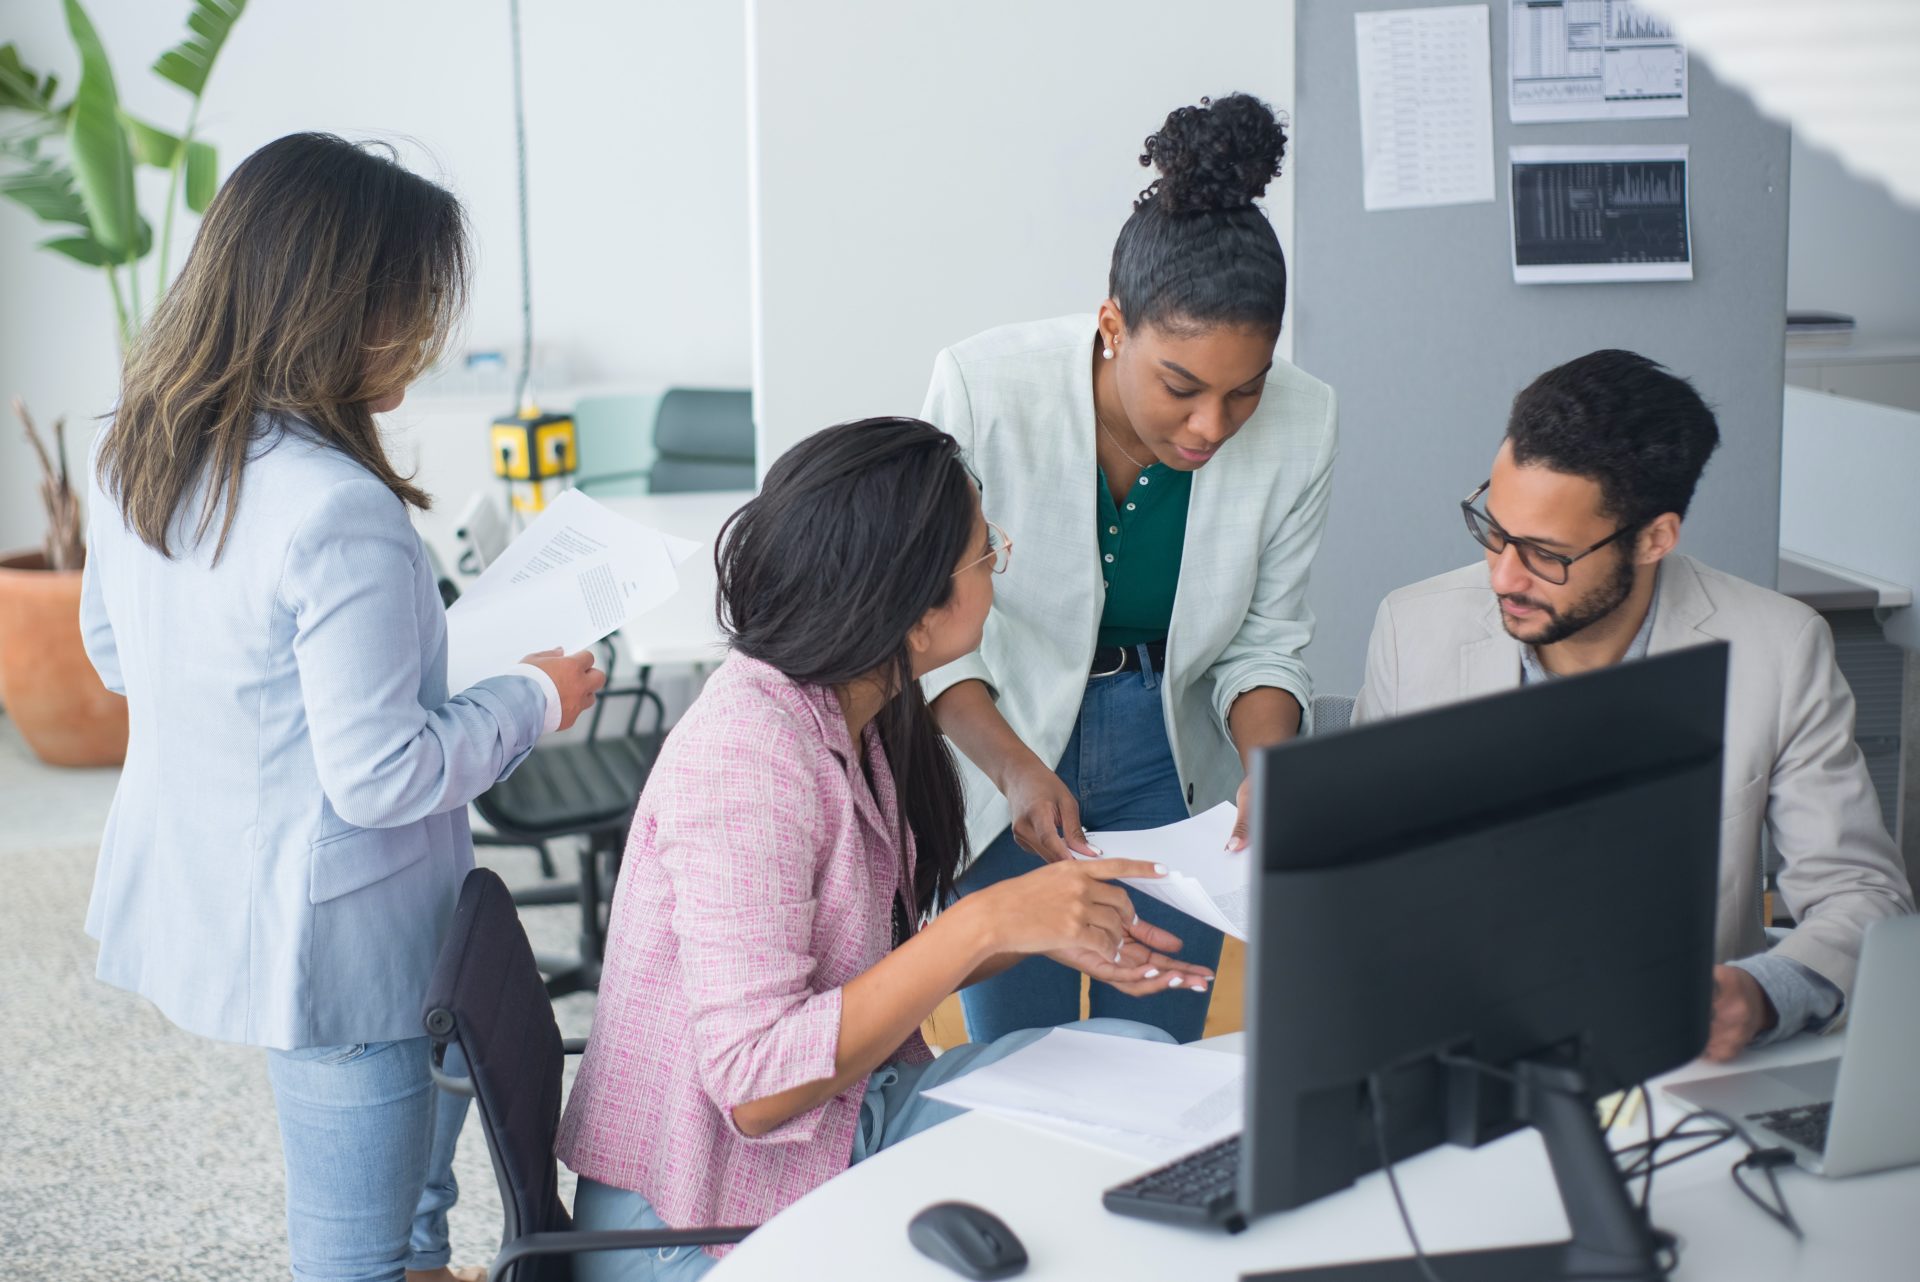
xmin=1245 ymin=1060 xmax=1668 ymax=1282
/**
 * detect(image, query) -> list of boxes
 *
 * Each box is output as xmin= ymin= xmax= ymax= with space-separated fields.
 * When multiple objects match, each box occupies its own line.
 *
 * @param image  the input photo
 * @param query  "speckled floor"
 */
xmin=0 ymin=714 xmax=598 ymax=1281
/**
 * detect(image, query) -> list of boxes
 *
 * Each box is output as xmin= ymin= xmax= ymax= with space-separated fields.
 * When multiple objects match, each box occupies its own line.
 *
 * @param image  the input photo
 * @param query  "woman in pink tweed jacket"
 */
xmin=555 ymin=419 xmax=1215 ymax=1278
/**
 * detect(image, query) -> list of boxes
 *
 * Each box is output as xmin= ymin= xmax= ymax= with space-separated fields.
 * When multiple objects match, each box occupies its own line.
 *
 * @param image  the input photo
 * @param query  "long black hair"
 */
xmin=715 ymin=417 xmax=975 ymax=919
xmin=1108 ymin=93 xmax=1289 ymax=335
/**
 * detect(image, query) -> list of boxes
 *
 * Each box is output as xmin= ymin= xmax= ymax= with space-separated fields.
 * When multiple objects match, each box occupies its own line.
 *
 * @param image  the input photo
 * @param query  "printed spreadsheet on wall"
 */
xmin=1509 ymin=0 xmax=1688 ymax=122
xmin=1508 ymin=144 xmax=1692 ymax=283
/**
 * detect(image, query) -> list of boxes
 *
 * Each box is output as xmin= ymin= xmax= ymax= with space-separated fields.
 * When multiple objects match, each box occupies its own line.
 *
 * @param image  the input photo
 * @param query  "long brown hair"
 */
xmin=101 ymin=132 xmax=468 ymax=560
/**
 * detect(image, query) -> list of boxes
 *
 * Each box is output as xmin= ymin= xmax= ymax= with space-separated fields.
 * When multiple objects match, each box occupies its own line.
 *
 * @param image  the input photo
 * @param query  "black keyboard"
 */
xmin=1749 ymin=1101 xmax=1832 ymax=1154
xmin=1102 ymin=1134 xmax=1248 ymax=1232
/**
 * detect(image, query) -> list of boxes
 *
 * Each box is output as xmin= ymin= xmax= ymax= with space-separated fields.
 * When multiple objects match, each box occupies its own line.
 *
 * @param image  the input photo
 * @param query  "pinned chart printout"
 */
xmin=444 ymin=488 xmax=701 ymax=693
xmin=1509 ymin=0 xmax=1687 ymax=123
xmin=1355 ymin=4 xmax=1496 ymax=212
xmin=1509 ymin=144 xmax=1692 ymax=283
xmin=1080 ymin=803 xmax=1252 ymax=940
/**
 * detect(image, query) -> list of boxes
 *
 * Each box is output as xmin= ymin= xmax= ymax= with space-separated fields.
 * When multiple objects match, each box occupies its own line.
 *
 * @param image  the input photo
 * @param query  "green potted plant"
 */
xmin=0 ymin=0 xmax=245 ymax=766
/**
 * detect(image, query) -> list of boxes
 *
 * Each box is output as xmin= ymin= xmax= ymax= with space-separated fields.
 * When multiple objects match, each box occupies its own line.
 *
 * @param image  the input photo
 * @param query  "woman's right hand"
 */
xmin=519 ymin=647 xmax=607 ymax=731
xmin=972 ymin=858 xmax=1160 ymax=960
xmin=1002 ymin=757 xmax=1099 ymax=863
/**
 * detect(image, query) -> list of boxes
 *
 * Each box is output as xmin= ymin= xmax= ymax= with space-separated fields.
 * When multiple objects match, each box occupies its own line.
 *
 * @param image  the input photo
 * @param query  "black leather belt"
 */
xmin=1089 ymin=641 xmax=1168 ymax=678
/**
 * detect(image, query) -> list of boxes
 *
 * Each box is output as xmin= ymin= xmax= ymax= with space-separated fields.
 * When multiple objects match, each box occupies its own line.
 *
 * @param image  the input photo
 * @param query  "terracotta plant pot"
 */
xmin=0 ymin=550 xmax=128 ymax=767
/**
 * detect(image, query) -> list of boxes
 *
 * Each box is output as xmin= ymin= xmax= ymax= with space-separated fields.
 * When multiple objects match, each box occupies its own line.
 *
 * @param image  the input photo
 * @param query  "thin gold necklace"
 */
xmin=1097 ymin=415 xmax=1150 ymax=471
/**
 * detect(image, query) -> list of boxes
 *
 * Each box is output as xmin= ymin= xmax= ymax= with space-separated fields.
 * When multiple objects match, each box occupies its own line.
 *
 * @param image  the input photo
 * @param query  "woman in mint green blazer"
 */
xmin=81 ymin=134 xmax=601 ymax=1282
xmin=921 ymin=95 xmax=1338 ymax=1044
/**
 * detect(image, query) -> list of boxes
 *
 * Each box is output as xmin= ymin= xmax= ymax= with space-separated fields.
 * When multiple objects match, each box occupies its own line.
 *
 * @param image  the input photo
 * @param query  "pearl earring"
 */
xmin=1102 ymin=344 xmax=1115 ymax=360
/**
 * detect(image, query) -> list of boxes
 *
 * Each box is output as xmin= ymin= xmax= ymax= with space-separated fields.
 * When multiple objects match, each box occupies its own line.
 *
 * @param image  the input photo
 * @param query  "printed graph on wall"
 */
xmin=1509 ymin=144 xmax=1692 ymax=282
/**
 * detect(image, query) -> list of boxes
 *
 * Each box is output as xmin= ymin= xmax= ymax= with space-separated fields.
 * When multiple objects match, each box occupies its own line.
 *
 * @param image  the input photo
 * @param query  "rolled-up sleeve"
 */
xmin=284 ymin=477 xmax=547 ymax=830
xmin=1205 ymin=388 xmax=1338 ymax=738
xmin=659 ymin=708 xmax=845 ymax=1145
xmin=919 ymin=345 xmax=1001 ymax=705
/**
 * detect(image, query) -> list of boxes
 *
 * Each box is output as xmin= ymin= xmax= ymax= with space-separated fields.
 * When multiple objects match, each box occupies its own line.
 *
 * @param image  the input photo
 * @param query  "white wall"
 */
xmin=1788 ymin=133 xmax=1920 ymax=339
xmin=747 ymin=0 xmax=1296 ymax=469
xmin=0 ymin=0 xmax=751 ymax=553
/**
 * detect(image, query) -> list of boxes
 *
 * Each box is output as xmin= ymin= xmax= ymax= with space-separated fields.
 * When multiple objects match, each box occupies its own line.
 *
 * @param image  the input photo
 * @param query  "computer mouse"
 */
xmin=907 ymin=1200 xmax=1028 ymax=1279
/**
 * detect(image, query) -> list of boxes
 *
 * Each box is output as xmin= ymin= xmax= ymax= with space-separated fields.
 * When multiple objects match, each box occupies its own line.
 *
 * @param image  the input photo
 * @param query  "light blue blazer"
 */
xmin=80 ymin=417 xmax=548 ymax=1050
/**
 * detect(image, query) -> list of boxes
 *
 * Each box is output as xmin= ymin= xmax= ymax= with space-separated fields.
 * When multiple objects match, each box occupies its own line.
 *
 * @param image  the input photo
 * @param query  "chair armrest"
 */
xmin=493 ymin=1226 xmax=754 ymax=1274
xmin=563 ymin=1037 xmax=589 ymax=1055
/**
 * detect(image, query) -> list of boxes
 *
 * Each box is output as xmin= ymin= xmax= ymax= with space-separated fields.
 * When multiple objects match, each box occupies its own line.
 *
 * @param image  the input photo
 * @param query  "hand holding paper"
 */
xmin=1079 ymin=803 xmax=1253 ymax=940
xmin=443 ymin=489 xmax=701 ymax=694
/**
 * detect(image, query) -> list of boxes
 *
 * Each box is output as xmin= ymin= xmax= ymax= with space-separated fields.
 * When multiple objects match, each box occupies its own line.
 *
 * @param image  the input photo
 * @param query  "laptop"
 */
xmin=1663 ymin=913 xmax=1920 ymax=1177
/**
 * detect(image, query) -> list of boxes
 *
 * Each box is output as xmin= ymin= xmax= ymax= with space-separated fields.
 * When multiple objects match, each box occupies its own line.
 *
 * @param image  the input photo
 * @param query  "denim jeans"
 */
xmin=572 ymin=1017 xmax=1174 ymax=1281
xmin=955 ymin=661 xmax=1226 ymax=1044
xmin=266 ymin=1037 xmax=472 ymax=1281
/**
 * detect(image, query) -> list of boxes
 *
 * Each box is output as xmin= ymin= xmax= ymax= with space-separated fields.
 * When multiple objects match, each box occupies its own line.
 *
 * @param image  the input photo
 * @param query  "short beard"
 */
xmin=1498 ymin=547 xmax=1638 ymax=646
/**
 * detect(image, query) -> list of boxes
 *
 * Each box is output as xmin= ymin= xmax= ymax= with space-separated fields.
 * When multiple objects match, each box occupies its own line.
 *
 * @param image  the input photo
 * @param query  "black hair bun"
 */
xmin=1138 ymin=93 xmax=1287 ymax=214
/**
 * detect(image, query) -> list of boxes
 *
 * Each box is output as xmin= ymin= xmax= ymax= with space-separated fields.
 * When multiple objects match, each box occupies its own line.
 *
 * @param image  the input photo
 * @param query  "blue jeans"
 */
xmin=572 ymin=1018 xmax=1174 ymax=1281
xmin=266 ymin=1037 xmax=471 ymax=1281
xmin=956 ymin=662 xmax=1225 ymax=1044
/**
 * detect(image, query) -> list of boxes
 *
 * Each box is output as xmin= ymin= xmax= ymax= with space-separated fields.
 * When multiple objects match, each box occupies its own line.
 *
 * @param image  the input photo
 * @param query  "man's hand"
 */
xmin=1227 ymin=777 xmax=1252 ymax=852
xmin=1704 ymin=964 xmax=1778 ymax=1061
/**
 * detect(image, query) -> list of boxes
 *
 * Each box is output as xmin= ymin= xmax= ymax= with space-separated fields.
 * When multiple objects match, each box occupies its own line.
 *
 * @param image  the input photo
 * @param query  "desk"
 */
xmin=595 ymin=490 xmax=753 ymax=666
xmin=709 ymin=1033 xmax=1918 ymax=1280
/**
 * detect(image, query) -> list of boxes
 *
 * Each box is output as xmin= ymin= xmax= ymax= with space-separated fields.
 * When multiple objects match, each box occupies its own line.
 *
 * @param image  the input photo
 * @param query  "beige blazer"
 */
xmin=920 ymin=315 xmax=1339 ymax=858
xmin=1354 ymin=554 xmax=1913 ymax=1003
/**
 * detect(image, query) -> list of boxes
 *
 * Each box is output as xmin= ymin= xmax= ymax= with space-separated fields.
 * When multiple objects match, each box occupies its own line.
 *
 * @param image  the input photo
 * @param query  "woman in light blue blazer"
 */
xmin=921 ymin=95 xmax=1338 ymax=1044
xmin=81 ymin=134 xmax=603 ymax=1282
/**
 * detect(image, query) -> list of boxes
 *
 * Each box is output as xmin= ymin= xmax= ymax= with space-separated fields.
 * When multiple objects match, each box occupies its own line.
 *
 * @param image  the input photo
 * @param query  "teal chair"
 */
xmin=572 ymin=388 xmax=755 ymax=497
xmin=570 ymin=392 xmax=661 ymax=498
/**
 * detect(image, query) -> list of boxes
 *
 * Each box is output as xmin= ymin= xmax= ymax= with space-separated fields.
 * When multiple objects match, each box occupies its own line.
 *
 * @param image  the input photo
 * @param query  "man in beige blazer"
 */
xmin=1356 ymin=350 xmax=1912 ymax=1061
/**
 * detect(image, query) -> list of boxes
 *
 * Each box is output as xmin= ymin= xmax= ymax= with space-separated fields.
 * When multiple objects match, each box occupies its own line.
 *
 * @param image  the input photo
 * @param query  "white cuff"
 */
xmin=506 ymin=663 xmax=564 ymax=735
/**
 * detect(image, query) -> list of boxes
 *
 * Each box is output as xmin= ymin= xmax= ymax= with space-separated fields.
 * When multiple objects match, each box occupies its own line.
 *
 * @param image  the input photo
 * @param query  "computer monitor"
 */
xmin=1240 ymin=642 xmax=1729 ymax=1282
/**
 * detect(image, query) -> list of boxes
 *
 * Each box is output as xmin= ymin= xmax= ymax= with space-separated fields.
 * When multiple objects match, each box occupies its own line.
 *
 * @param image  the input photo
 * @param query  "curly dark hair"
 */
xmin=1108 ymin=93 xmax=1290 ymax=335
xmin=1507 ymin=350 xmax=1722 ymax=523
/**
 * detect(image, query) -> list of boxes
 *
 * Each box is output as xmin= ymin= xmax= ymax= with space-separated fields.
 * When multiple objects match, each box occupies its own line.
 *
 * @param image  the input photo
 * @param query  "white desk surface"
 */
xmin=709 ymin=1032 xmax=1917 ymax=1280
xmin=596 ymin=490 xmax=753 ymax=667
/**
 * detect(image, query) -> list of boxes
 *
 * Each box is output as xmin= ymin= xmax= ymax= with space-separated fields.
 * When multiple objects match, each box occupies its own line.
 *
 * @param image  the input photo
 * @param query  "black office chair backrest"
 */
xmin=650 ymin=388 xmax=753 ymax=494
xmin=423 ymin=868 xmax=574 ymax=1282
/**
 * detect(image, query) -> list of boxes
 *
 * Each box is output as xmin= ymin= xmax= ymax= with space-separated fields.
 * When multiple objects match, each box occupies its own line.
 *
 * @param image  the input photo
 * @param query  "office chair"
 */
xmin=570 ymin=393 xmax=661 ymax=499
xmin=647 ymin=389 xmax=754 ymax=494
xmin=422 ymin=542 xmax=668 ymax=997
xmin=424 ymin=868 xmax=754 ymax=1282
xmin=1310 ymin=693 xmax=1356 ymax=736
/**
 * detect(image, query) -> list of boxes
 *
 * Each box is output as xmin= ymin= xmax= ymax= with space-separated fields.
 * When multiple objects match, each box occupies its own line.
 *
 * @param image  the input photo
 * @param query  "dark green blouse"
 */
xmin=1095 ymin=462 xmax=1193 ymax=649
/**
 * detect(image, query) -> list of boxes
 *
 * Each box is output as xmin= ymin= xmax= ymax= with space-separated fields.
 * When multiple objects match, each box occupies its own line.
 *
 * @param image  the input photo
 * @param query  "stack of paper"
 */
xmin=1080 ymin=803 xmax=1252 ymax=940
xmin=443 ymin=489 xmax=701 ymax=693
xmin=920 ymin=1028 xmax=1244 ymax=1163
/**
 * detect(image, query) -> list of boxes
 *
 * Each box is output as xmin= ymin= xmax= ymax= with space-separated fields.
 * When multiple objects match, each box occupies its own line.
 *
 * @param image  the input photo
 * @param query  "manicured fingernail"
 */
xmin=1191 ymin=984 xmax=1208 ymax=994
xmin=1088 ymin=843 xmax=1103 ymax=855
xmin=1131 ymin=913 xmax=1140 ymax=927
xmin=1153 ymin=863 xmax=1167 ymax=875
xmin=1168 ymin=976 xmax=1184 ymax=988
xmin=1143 ymin=968 xmax=1160 ymax=979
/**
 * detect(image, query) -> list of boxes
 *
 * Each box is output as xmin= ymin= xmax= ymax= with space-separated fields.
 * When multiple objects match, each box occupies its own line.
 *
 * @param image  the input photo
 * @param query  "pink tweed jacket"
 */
xmin=555 ymin=652 xmax=931 ymax=1239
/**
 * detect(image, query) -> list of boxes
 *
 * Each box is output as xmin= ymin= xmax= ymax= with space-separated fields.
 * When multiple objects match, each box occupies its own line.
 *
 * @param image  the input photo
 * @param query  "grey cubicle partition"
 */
xmin=1293 ymin=1 xmax=1791 ymax=696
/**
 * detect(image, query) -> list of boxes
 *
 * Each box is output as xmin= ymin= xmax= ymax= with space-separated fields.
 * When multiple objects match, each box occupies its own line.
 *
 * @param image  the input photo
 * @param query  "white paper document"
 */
xmin=444 ymin=488 xmax=702 ymax=693
xmin=1355 ymin=5 xmax=1496 ymax=212
xmin=919 ymin=1028 xmax=1243 ymax=1162
xmin=1079 ymin=802 xmax=1253 ymax=940
xmin=1509 ymin=144 xmax=1692 ymax=283
xmin=1509 ymin=0 xmax=1686 ymax=123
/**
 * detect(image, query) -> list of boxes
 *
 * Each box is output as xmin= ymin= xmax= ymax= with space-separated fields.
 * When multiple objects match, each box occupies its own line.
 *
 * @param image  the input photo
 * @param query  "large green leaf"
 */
xmin=0 ymin=156 xmax=89 ymax=226
xmin=0 ymin=43 xmax=58 ymax=112
xmin=153 ymin=0 xmax=247 ymax=98
xmin=40 ymin=232 xmax=116 ymax=266
xmin=62 ymin=0 xmax=140 ymax=259
xmin=185 ymin=139 xmax=216 ymax=212
xmin=123 ymin=113 xmax=181 ymax=168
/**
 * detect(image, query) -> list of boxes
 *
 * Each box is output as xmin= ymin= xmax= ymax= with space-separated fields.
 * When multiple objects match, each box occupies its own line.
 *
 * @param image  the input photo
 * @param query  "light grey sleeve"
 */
xmin=1730 ymin=952 xmax=1844 ymax=1044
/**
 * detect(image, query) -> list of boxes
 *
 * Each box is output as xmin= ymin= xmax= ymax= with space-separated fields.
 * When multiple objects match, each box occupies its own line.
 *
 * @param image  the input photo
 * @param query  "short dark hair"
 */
xmin=1108 ymin=93 xmax=1289 ymax=336
xmin=1506 ymin=350 xmax=1721 ymax=523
